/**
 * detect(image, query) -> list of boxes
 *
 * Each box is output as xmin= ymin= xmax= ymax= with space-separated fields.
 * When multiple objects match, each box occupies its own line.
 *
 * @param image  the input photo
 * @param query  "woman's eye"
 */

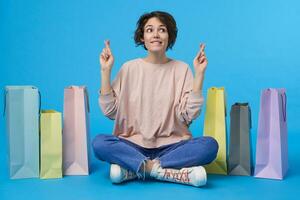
xmin=146 ymin=28 xmax=152 ymax=33
xmin=159 ymin=28 xmax=166 ymax=32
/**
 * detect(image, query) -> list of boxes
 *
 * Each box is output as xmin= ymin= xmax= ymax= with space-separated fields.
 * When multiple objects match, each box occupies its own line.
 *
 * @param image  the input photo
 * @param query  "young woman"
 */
xmin=92 ymin=11 xmax=218 ymax=187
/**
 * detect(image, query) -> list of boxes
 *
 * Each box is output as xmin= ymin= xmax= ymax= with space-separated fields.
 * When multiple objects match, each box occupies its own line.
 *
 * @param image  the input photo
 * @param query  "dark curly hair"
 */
xmin=134 ymin=11 xmax=178 ymax=51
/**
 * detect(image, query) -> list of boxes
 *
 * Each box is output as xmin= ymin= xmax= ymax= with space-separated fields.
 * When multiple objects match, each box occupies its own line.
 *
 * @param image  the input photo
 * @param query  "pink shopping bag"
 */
xmin=63 ymin=86 xmax=90 ymax=175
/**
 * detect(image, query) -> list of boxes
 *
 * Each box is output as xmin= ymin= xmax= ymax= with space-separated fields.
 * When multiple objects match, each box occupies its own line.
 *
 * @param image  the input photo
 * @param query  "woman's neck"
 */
xmin=143 ymin=52 xmax=170 ymax=64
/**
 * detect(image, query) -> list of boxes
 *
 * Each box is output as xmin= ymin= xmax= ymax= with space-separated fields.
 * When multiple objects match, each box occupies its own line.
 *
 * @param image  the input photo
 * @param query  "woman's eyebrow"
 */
xmin=144 ymin=25 xmax=152 ymax=28
xmin=159 ymin=25 xmax=167 ymax=28
xmin=144 ymin=24 xmax=166 ymax=28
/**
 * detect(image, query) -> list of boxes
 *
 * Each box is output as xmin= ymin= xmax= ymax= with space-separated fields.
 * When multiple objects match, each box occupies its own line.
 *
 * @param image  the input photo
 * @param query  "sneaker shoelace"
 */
xmin=124 ymin=169 xmax=137 ymax=180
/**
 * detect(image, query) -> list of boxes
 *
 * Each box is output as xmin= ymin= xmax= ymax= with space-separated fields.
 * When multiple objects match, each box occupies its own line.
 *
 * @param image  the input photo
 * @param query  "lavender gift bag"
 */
xmin=254 ymin=88 xmax=288 ymax=180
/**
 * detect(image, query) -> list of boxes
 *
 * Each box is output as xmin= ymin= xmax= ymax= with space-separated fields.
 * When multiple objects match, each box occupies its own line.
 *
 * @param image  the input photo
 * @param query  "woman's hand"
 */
xmin=193 ymin=43 xmax=208 ymax=75
xmin=100 ymin=40 xmax=114 ymax=72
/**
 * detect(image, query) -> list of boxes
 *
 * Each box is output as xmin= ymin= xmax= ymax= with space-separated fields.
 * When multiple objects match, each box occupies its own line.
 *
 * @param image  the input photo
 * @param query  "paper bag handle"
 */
xmin=84 ymin=87 xmax=90 ymax=113
xmin=248 ymin=105 xmax=252 ymax=129
xmin=220 ymin=87 xmax=227 ymax=117
xmin=3 ymin=89 xmax=7 ymax=117
xmin=281 ymin=92 xmax=287 ymax=122
xmin=38 ymin=91 xmax=42 ymax=114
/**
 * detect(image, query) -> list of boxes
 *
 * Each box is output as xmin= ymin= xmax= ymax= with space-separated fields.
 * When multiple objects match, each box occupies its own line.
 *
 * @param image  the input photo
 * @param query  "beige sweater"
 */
xmin=99 ymin=58 xmax=204 ymax=148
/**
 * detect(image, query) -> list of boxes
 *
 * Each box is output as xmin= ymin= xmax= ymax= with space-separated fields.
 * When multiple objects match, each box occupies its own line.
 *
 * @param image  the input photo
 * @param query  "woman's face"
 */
xmin=142 ymin=17 xmax=169 ymax=53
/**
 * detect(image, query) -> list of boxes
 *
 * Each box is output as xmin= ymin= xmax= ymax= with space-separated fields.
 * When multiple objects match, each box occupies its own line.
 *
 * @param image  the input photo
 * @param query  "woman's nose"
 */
xmin=152 ymin=29 xmax=160 ymax=37
xmin=153 ymin=31 xmax=159 ymax=38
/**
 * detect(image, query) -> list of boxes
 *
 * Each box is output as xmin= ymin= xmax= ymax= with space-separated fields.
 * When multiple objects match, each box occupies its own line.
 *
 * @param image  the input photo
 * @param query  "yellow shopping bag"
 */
xmin=40 ymin=110 xmax=62 ymax=179
xmin=203 ymin=87 xmax=227 ymax=175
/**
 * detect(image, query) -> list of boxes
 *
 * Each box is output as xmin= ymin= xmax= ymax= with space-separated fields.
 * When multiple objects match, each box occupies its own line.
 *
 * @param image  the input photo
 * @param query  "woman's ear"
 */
xmin=141 ymin=34 xmax=145 ymax=43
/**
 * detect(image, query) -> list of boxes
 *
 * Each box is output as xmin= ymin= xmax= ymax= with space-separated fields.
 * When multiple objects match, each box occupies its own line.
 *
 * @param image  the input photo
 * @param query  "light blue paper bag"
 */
xmin=4 ymin=86 xmax=40 ymax=179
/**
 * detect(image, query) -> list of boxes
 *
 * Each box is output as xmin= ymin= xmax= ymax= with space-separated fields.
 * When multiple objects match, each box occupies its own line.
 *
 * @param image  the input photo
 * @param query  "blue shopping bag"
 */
xmin=4 ymin=86 xmax=40 ymax=179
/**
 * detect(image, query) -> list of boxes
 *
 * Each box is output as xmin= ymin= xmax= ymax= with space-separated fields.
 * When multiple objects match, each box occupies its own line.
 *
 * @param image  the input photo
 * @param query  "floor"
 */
xmin=0 ymin=130 xmax=299 ymax=200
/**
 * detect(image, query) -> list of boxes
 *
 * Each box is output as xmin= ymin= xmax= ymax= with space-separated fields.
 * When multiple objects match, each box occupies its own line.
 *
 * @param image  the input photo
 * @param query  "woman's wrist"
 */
xmin=193 ymin=73 xmax=204 ymax=92
xmin=195 ymin=70 xmax=205 ymax=77
xmin=101 ymin=69 xmax=111 ymax=75
xmin=100 ymin=70 xmax=112 ymax=95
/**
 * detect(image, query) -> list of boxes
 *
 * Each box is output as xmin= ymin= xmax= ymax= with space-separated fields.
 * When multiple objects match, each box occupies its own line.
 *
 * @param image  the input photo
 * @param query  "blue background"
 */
xmin=1 ymin=0 xmax=299 ymax=199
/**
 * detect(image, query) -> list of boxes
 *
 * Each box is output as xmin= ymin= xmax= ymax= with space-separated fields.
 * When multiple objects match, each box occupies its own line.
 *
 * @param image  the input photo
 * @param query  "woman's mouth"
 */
xmin=150 ymin=41 xmax=162 ymax=44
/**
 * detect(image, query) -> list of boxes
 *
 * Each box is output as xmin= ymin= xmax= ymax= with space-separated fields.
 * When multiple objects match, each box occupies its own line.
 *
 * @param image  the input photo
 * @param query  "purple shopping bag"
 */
xmin=254 ymin=88 xmax=288 ymax=180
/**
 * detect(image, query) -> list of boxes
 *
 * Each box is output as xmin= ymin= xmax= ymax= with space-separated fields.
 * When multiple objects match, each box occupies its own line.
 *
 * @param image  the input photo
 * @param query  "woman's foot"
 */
xmin=149 ymin=163 xmax=207 ymax=187
xmin=110 ymin=164 xmax=137 ymax=183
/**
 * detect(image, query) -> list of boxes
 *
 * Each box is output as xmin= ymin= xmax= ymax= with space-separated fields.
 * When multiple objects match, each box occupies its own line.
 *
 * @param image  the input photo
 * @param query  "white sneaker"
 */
xmin=110 ymin=164 xmax=138 ymax=184
xmin=150 ymin=163 xmax=207 ymax=187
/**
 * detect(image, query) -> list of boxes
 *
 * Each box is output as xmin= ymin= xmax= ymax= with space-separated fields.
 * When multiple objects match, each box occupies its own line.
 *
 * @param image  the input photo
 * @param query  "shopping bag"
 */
xmin=40 ymin=110 xmax=62 ymax=179
xmin=254 ymin=88 xmax=288 ymax=180
xmin=203 ymin=87 xmax=227 ymax=175
xmin=63 ymin=86 xmax=90 ymax=175
xmin=4 ymin=86 xmax=40 ymax=179
xmin=228 ymin=103 xmax=252 ymax=176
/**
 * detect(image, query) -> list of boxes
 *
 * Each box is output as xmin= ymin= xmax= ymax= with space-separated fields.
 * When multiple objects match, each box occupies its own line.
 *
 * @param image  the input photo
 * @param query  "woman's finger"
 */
xmin=104 ymin=48 xmax=110 ymax=57
xmin=104 ymin=40 xmax=109 ymax=48
xmin=201 ymin=52 xmax=206 ymax=59
xmin=195 ymin=43 xmax=206 ymax=60
xmin=101 ymin=50 xmax=107 ymax=58
xmin=101 ymin=52 xmax=106 ymax=58
xmin=197 ymin=54 xmax=205 ymax=62
xmin=106 ymin=40 xmax=110 ymax=47
xmin=101 ymin=48 xmax=108 ymax=58
xmin=199 ymin=44 xmax=206 ymax=57
xmin=195 ymin=52 xmax=201 ymax=60
xmin=200 ymin=57 xmax=206 ymax=63
xmin=200 ymin=43 xmax=205 ymax=53
xmin=106 ymin=46 xmax=112 ymax=55
xmin=100 ymin=54 xmax=106 ymax=61
xmin=104 ymin=40 xmax=112 ymax=53
xmin=101 ymin=51 xmax=109 ymax=60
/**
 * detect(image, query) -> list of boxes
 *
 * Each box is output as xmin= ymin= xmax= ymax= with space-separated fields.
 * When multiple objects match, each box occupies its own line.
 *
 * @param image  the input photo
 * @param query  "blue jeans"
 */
xmin=92 ymin=134 xmax=218 ymax=178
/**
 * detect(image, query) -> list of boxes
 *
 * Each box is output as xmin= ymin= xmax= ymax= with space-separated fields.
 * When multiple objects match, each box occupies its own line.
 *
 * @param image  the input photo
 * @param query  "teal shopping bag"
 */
xmin=4 ymin=86 xmax=40 ymax=179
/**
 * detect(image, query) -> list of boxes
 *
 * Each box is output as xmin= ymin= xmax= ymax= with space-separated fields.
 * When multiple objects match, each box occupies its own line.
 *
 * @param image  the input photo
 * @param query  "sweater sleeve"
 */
xmin=176 ymin=67 xmax=205 ymax=126
xmin=98 ymin=65 xmax=124 ymax=120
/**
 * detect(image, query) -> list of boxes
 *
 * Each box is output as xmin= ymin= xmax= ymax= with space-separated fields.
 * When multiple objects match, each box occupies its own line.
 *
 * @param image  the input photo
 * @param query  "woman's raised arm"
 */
xmin=100 ymin=40 xmax=114 ymax=95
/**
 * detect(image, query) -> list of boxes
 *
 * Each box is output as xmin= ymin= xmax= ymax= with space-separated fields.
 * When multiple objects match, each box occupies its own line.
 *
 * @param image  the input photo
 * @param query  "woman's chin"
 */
xmin=148 ymin=48 xmax=167 ymax=54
